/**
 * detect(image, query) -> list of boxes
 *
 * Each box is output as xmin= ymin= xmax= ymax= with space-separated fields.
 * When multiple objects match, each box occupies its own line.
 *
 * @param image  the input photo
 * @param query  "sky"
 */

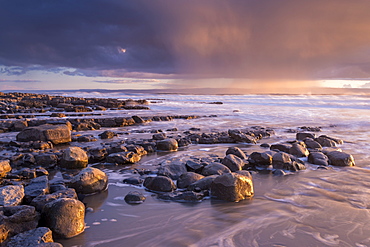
xmin=1 ymin=0 xmax=370 ymax=92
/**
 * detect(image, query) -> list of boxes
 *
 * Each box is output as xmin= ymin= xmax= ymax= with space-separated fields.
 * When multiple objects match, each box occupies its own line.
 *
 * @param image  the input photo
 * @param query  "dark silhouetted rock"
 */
xmin=0 ymin=185 xmax=24 ymax=206
xmin=326 ymin=151 xmax=355 ymax=166
xmin=35 ymin=154 xmax=58 ymax=168
xmin=16 ymin=124 xmax=71 ymax=145
xmin=222 ymin=154 xmax=244 ymax=172
xmin=270 ymin=143 xmax=292 ymax=153
xmin=248 ymin=152 xmax=272 ymax=169
xmin=185 ymin=160 xmax=204 ymax=173
xmin=153 ymin=132 xmax=166 ymax=140
xmin=60 ymin=147 xmax=88 ymax=169
xmin=188 ymin=175 xmax=218 ymax=191
xmin=144 ymin=176 xmax=176 ymax=192
xmin=228 ymin=129 xmax=256 ymax=143
xmin=202 ymin=162 xmax=231 ymax=176
xmin=272 ymin=152 xmax=306 ymax=171
xmin=123 ymin=177 xmax=144 ymax=185
xmin=308 ymin=152 xmax=329 ymax=166
xmin=132 ymin=115 xmax=145 ymax=123
xmin=296 ymin=132 xmax=316 ymax=140
xmin=157 ymin=191 xmax=204 ymax=202
xmin=124 ymin=191 xmax=146 ymax=204
xmin=226 ymin=147 xmax=247 ymax=159
xmin=315 ymin=136 xmax=337 ymax=147
xmin=69 ymin=167 xmax=108 ymax=194
xmin=177 ymin=172 xmax=205 ymax=189
xmin=304 ymin=138 xmax=322 ymax=150
xmin=42 ymin=198 xmax=85 ymax=239
xmin=158 ymin=160 xmax=187 ymax=180
xmin=211 ymin=173 xmax=254 ymax=202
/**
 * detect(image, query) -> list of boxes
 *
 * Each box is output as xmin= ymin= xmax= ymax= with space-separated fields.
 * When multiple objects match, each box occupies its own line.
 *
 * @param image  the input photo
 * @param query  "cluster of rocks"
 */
xmin=0 ymin=92 xmax=151 ymax=118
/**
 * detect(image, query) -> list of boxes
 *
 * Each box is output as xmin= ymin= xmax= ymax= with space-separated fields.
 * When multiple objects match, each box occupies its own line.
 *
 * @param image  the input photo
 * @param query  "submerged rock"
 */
xmin=124 ymin=191 xmax=146 ymax=204
xmin=211 ymin=172 xmax=254 ymax=202
xmin=157 ymin=191 xmax=204 ymax=202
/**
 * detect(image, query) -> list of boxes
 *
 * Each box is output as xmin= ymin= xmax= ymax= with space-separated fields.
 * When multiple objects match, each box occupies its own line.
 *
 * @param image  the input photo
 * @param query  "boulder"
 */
xmin=225 ymin=147 xmax=247 ymax=160
xmin=0 ymin=160 xmax=11 ymax=178
xmin=24 ymin=176 xmax=50 ymax=204
xmin=202 ymin=162 xmax=231 ymax=176
xmin=106 ymin=152 xmax=141 ymax=164
xmin=320 ymin=135 xmax=343 ymax=145
xmin=60 ymin=147 xmax=88 ymax=169
xmin=177 ymin=172 xmax=205 ymax=189
xmin=289 ymin=143 xmax=309 ymax=157
xmin=303 ymin=138 xmax=322 ymax=150
xmin=69 ymin=167 xmax=108 ymax=194
xmin=326 ymin=151 xmax=355 ymax=166
xmin=88 ymin=147 xmax=108 ymax=163
xmin=126 ymin=144 xmax=147 ymax=156
xmin=156 ymin=138 xmax=178 ymax=151
xmin=6 ymin=227 xmax=55 ymax=247
xmin=188 ymin=175 xmax=218 ymax=191
xmin=185 ymin=160 xmax=205 ymax=173
xmin=248 ymin=152 xmax=272 ymax=169
xmin=211 ymin=173 xmax=254 ymax=202
xmin=221 ymin=154 xmax=244 ymax=172
xmin=315 ymin=136 xmax=337 ymax=147
xmin=31 ymin=188 xmax=78 ymax=212
xmin=124 ymin=191 xmax=146 ymax=204
xmin=42 ymin=198 xmax=85 ymax=239
xmin=272 ymin=152 xmax=306 ymax=171
xmin=158 ymin=160 xmax=187 ymax=180
xmin=308 ymin=152 xmax=329 ymax=166
xmin=35 ymin=154 xmax=58 ymax=168
xmin=123 ymin=177 xmax=144 ymax=185
xmin=16 ymin=124 xmax=71 ymax=145
xmin=144 ymin=176 xmax=176 ymax=192
xmin=0 ymin=185 xmax=24 ymax=206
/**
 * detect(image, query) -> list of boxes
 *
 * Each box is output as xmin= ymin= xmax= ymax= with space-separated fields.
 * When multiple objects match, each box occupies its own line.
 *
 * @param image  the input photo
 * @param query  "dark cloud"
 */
xmin=1 ymin=0 xmax=370 ymax=83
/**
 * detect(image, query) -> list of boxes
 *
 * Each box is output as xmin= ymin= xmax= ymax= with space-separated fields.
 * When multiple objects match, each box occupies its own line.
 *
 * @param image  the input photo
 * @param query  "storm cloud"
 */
xmin=2 ymin=0 xmax=370 ymax=82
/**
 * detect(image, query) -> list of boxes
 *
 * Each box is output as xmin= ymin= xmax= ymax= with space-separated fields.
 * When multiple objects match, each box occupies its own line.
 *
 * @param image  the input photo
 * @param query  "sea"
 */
xmin=32 ymin=91 xmax=370 ymax=247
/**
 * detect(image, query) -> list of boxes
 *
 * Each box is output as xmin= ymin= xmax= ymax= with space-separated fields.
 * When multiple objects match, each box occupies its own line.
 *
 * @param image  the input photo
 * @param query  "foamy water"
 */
xmin=52 ymin=92 xmax=370 ymax=247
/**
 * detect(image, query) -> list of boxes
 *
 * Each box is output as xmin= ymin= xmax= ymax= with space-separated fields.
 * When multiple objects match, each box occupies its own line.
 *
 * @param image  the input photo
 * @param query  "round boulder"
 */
xmin=225 ymin=147 xmax=247 ymax=160
xmin=124 ymin=191 xmax=146 ymax=204
xmin=177 ymin=172 xmax=205 ymax=189
xmin=42 ymin=198 xmax=85 ymax=239
xmin=327 ymin=151 xmax=355 ymax=166
xmin=202 ymin=162 xmax=231 ymax=176
xmin=211 ymin=173 xmax=254 ymax=202
xmin=69 ymin=167 xmax=108 ymax=194
xmin=221 ymin=154 xmax=244 ymax=172
xmin=60 ymin=147 xmax=88 ymax=169
xmin=156 ymin=139 xmax=178 ymax=151
xmin=144 ymin=176 xmax=176 ymax=192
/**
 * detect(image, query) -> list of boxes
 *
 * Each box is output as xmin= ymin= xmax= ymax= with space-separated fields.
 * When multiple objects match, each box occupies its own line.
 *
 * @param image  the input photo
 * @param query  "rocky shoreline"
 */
xmin=0 ymin=92 xmax=356 ymax=246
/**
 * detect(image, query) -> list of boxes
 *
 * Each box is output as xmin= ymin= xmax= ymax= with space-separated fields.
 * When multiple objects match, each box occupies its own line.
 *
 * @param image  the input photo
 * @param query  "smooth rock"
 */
xmin=211 ymin=173 xmax=254 ymax=202
xmin=177 ymin=172 xmax=205 ymax=189
xmin=327 ymin=151 xmax=355 ymax=166
xmin=69 ymin=167 xmax=108 ymax=194
xmin=226 ymin=146 xmax=247 ymax=159
xmin=42 ymin=198 xmax=85 ymax=239
xmin=16 ymin=124 xmax=71 ymax=145
xmin=289 ymin=143 xmax=309 ymax=157
xmin=308 ymin=152 xmax=329 ymax=166
xmin=124 ymin=191 xmax=146 ymax=204
xmin=158 ymin=160 xmax=187 ymax=180
xmin=201 ymin=162 xmax=231 ymax=176
xmin=221 ymin=154 xmax=244 ymax=172
xmin=187 ymin=175 xmax=219 ymax=191
xmin=296 ymin=132 xmax=316 ymax=140
xmin=143 ymin=176 xmax=176 ymax=192
xmin=60 ymin=147 xmax=88 ymax=169
xmin=315 ymin=136 xmax=337 ymax=147
xmin=248 ymin=152 xmax=272 ymax=169
xmin=106 ymin=152 xmax=141 ymax=164
xmin=156 ymin=138 xmax=178 ymax=151
xmin=157 ymin=191 xmax=204 ymax=202
xmin=98 ymin=130 xmax=116 ymax=139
